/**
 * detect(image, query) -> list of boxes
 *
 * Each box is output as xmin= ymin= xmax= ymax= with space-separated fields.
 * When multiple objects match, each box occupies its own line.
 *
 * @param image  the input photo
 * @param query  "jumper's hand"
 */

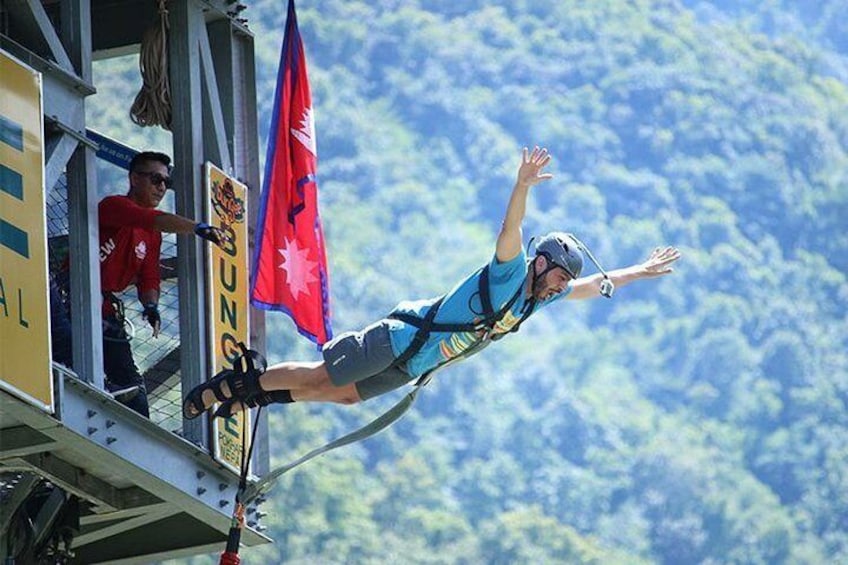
xmin=640 ymin=246 xmax=681 ymax=278
xmin=142 ymin=303 xmax=161 ymax=338
xmin=516 ymin=146 xmax=554 ymax=187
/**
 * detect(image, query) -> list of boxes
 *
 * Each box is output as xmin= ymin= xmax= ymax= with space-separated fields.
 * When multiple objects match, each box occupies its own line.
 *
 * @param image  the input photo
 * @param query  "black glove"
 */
xmin=194 ymin=222 xmax=224 ymax=246
xmin=142 ymin=303 xmax=161 ymax=333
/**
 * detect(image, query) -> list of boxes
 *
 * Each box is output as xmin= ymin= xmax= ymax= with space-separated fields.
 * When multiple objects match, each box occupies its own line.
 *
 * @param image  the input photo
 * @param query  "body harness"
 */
xmin=388 ymin=263 xmax=536 ymax=385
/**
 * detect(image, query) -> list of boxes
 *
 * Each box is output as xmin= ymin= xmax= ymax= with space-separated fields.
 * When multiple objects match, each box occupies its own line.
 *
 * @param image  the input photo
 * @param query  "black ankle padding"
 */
xmin=269 ymin=390 xmax=294 ymax=404
xmin=227 ymin=364 xmax=263 ymax=399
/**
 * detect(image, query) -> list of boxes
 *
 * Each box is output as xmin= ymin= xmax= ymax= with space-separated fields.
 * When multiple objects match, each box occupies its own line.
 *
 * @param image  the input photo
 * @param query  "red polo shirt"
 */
xmin=98 ymin=195 xmax=164 ymax=304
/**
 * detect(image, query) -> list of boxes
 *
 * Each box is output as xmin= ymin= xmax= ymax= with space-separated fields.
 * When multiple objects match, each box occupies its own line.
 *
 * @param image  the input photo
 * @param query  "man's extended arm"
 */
xmin=566 ymin=246 xmax=681 ymax=300
xmin=495 ymin=146 xmax=553 ymax=263
xmin=152 ymin=213 xmax=197 ymax=234
xmin=153 ymin=213 xmax=227 ymax=246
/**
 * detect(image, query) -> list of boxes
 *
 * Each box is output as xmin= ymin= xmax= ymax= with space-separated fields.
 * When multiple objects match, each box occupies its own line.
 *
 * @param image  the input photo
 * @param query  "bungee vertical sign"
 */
xmin=206 ymin=163 xmax=251 ymax=474
xmin=0 ymin=49 xmax=52 ymax=412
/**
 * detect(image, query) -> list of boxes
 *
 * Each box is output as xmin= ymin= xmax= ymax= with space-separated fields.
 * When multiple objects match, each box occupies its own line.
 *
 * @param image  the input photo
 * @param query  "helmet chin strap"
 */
xmin=568 ymin=234 xmax=615 ymax=298
xmin=526 ymin=238 xmax=546 ymax=298
xmin=529 ymin=254 xmax=568 ymax=301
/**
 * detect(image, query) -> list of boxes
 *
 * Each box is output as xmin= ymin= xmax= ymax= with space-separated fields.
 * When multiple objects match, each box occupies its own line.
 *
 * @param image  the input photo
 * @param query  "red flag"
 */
xmin=250 ymin=0 xmax=332 ymax=345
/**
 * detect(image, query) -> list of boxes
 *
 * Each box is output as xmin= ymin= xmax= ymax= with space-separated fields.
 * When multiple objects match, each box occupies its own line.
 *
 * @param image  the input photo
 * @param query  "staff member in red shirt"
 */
xmin=100 ymin=151 xmax=225 ymax=417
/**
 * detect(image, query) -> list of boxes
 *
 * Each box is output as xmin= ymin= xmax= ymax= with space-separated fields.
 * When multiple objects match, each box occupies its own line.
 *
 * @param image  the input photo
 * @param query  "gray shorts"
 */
xmin=322 ymin=320 xmax=414 ymax=401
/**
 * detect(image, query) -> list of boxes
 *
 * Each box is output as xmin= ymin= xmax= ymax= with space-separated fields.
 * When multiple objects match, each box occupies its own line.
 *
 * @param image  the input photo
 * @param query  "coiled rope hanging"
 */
xmin=130 ymin=0 xmax=172 ymax=129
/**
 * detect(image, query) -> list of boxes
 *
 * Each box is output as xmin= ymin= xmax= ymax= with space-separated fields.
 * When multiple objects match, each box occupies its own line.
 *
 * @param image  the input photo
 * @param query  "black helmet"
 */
xmin=534 ymin=232 xmax=584 ymax=279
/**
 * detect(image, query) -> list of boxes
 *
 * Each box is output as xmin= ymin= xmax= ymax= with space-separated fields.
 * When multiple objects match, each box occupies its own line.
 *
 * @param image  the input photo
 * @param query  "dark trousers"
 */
xmin=49 ymin=278 xmax=74 ymax=367
xmin=51 ymin=282 xmax=149 ymax=418
xmin=103 ymin=316 xmax=150 ymax=418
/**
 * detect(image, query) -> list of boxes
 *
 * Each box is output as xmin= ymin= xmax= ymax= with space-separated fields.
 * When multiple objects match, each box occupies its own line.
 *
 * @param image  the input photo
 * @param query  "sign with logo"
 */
xmin=0 ymin=49 xmax=52 ymax=412
xmin=206 ymin=163 xmax=250 ymax=474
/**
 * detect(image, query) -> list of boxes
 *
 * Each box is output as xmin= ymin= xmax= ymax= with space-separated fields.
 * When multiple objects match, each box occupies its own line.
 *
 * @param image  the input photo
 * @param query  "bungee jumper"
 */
xmin=183 ymin=146 xmax=681 ymax=422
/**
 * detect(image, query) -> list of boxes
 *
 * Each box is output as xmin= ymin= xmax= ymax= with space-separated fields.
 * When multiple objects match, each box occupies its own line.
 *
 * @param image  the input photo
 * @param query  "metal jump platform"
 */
xmin=1 ymin=1 xmax=270 ymax=562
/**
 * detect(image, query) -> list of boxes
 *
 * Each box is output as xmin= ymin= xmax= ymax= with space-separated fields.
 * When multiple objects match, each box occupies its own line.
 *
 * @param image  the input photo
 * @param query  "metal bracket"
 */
xmin=45 ymin=116 xmax=99 ymax=151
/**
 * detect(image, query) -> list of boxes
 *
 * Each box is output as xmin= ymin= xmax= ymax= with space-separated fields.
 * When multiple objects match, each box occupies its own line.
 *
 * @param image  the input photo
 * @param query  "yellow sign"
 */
xmin=0 ymin=49 xmax=52 ymax=412
xmin=206 ymin=163 xmax=250 ymax=474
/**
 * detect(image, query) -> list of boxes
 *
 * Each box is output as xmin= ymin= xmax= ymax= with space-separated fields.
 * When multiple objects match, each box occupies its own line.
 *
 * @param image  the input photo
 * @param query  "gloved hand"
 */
xmin=194 ymin=222 xmax=226 ymax=246
xmin=142 ymin=303 xmax=161 ymax=337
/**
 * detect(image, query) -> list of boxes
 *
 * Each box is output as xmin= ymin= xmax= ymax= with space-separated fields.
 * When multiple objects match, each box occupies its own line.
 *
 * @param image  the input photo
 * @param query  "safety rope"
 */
xmin=130 ymin=0 xmax=172 ymax=129
xmin=219 ymin=403 xmax=263 ymax=564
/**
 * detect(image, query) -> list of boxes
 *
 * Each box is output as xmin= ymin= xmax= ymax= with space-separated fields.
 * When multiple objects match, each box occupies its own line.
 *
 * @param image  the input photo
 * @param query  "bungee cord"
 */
xmin=219 ymin=345 xmax=266 ymax=565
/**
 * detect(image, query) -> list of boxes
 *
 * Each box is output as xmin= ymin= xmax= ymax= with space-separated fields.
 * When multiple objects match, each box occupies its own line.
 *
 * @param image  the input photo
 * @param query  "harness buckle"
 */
xmin=103 ymin=292 xmax=126 ymax=322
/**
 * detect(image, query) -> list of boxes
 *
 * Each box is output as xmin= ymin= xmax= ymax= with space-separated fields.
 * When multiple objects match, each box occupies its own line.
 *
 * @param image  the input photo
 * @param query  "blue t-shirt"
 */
xmin=388 ymin=249 xmax=571 ymax=378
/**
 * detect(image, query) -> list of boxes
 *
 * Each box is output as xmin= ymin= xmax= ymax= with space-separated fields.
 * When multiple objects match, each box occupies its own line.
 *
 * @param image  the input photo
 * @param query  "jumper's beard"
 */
xmin=531 ymin=273 xmax=567 ymax=301
xmin=531 ymin=275 xmax=548 ymax=300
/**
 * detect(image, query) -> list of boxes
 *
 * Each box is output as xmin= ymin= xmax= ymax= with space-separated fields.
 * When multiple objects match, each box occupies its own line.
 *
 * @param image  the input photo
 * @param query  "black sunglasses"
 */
xmin=134 ymin=170 xmax=173 ymax=189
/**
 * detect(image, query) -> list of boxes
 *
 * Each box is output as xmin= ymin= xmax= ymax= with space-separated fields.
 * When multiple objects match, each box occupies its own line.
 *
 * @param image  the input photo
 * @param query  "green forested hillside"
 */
xmin=148 ymin=1 xmax=848 ymax=563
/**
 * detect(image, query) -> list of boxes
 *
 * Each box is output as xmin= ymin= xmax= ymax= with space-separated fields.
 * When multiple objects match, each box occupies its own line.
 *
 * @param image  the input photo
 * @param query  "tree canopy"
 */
xmin=86 ymin=1 xmax=848 ymax=563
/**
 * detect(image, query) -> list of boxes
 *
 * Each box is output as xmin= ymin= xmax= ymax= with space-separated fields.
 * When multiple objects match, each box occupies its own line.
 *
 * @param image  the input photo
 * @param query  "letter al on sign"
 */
xmin=0 ymin=49 xmax=52 ymax=413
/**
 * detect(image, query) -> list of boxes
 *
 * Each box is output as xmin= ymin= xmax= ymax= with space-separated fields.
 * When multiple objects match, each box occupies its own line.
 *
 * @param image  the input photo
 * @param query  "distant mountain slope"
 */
xmin=166 ymin=2 xmax=848 ymax=563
